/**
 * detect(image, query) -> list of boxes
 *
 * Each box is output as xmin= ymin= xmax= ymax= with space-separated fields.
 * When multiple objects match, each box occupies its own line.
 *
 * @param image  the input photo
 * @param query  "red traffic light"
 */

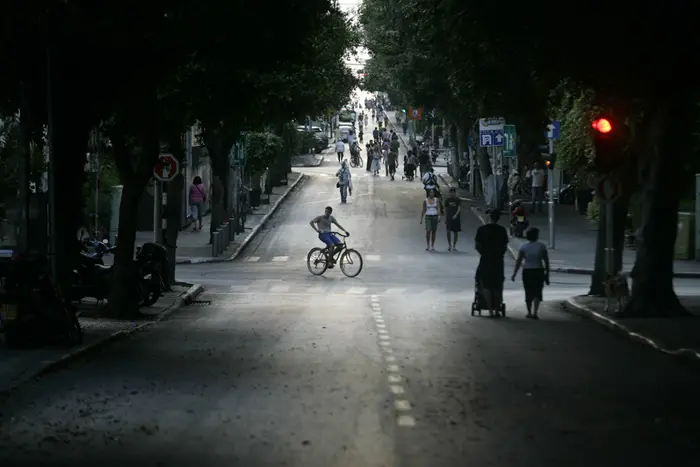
xmin=592 ymin=118 xmax=612 ymax=134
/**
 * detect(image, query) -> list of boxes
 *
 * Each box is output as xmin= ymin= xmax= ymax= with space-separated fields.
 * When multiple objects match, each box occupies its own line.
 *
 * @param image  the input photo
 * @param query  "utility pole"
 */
xmin=46 ymin=15 xmax=58 ymax=280
xmin=153 ymin=181 xmax=163 ymax=243
xmin=547 ymin=138 xmax=556 ymax=249
xmin=18 ymin=83 xmax=31 ymax=253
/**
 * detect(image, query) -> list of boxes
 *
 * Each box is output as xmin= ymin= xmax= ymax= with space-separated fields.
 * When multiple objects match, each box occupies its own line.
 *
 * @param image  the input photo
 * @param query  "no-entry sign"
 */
xmin=154 ymin=154 xmax=180 ymax=182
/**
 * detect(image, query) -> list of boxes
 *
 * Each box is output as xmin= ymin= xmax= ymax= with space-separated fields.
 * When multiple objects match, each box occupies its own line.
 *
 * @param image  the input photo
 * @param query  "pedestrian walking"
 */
xmin=420 ymin=188 xmax=443 ymax=251
xmin=511 ymin=227 xmax=550 ymax=319
xmin=335 ymin=139 xmax=345 ymax=163
xmin=444 ymin=187 xmax=462 ymax=251
xmin=526 ymin=162 xmax=546 ymax=213
xmin=336 ymin=160 xmax=352 ymax=203
xmin=189 ymin=176 xmax=207 ymax=231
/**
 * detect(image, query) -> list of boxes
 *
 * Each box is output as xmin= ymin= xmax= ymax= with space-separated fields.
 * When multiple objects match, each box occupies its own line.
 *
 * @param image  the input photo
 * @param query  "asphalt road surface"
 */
xmin=2 ymin=155 xmax=700 ymax=467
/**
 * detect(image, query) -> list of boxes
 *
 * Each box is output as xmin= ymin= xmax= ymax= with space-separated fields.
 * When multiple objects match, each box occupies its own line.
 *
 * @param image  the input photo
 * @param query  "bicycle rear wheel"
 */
xmin=307 ymin=247 xmax=329 ymax=275
xmin=340 ymin=249 xmax=363 ymax=278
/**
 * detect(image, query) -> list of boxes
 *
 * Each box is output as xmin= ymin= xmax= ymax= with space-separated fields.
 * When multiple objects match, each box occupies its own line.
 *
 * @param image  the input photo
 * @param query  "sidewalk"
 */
xmin=439 ymin=172 xmax=700 ymax=278
xmin=136 ymin=172 xmax=306 ymax=264
xmin=0 ymin=283 xmax=204 ymax=393
xmin=563 ymin=295 xmax=700 ymax=363
xmin=291 ymin=153 xmax=326 ymax=167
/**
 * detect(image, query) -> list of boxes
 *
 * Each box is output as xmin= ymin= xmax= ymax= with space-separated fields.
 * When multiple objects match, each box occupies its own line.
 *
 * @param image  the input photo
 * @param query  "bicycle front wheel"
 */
xmin=340 ymin=249 xmax=363 ymax=278
xmin=307 ymin=247 xmax=329 ymax=275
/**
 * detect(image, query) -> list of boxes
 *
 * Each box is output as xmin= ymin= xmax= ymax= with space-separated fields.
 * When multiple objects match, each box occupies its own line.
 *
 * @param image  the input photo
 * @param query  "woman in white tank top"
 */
xmin=420 ymin=189 xmax=442 ymax=251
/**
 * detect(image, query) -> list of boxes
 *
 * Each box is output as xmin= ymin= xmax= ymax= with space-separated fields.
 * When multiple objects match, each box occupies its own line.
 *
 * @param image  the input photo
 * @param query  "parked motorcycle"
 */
xmin=70 ymin=242 xmax=165 ymax=307
xmin=509 ymin=200 xmax=529 ymax=238
xmin=1 ymin=252 xmax=82 ymax=348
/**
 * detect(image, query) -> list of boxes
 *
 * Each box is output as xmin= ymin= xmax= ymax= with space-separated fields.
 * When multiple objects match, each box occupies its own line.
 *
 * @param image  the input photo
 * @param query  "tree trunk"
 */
xmin=109 ymin=175 xmax=144 ymax=318
xmin=588 ymin=196 xmax=629 ymax=296
xmin=621 ymin=98 xmax=688 ymax=317
xmin=52 ymin=107 xmax=91 ymax=296
xmin=205 ymin=129 xmax=236 ymax=241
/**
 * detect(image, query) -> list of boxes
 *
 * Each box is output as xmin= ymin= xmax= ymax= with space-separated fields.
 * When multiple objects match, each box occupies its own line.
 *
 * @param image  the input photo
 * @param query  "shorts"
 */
xmin=424 ymin=215 xmax=439 ymax=232
xmin=446 ymin=216 xmax=461 ymax=232
xmin=319 ymin=232 xmax=341 ymax=247
xmin=522 ymin=268 xmax=545 ymax=302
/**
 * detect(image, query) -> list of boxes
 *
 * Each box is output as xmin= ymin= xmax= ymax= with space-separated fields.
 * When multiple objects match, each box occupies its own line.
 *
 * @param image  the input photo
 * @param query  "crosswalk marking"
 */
xmin=269 ymin=284 xmax=290 ymax=293
xmin=271 ymin=256 xmax=289 ymax=262
xmin=365 ymin=255 xmax=381 ymax=261
xmin=384 ymin=288 xmax=407 ymax=295
xmin=246 ymin=256 xmax=260 ymax=262
xmin=348 ymin=287 xmax=368 ymax=294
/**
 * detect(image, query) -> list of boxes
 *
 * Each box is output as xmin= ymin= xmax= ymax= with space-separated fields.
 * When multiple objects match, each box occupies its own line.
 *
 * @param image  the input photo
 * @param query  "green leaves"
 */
xmin=243 ymin=131 xmax=284 ymax=174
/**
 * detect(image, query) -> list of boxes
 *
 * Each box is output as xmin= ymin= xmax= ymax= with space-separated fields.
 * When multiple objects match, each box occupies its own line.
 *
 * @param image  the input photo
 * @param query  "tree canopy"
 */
xmin=360 ymin=0 xmax=700 ymax=317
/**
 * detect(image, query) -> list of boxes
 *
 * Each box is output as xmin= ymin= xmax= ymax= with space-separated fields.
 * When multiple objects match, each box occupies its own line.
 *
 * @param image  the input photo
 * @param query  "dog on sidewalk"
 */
xmin=603 ymin=272 xmax=630 ymax=313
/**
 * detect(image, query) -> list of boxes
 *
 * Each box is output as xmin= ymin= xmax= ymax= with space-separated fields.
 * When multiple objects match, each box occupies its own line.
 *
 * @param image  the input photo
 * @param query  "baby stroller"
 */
xmin=471 ymin=277 xmax=507 ymax=317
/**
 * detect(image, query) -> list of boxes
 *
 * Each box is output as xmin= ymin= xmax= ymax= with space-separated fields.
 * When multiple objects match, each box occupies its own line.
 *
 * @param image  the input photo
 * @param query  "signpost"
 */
xmin=503 ymin=124 xmax=516 ymax=159
xmin=407 ymin=107 xmax=422 ymax=121
xmin=153 ymin=154 xmax=180 ymax=243
xmin=597 ymin=175 xmax=622 ymax=275
xmin=479 ymin=117 xmax=505 ymax=147
xmin=545 ymin=122 xmax=560 ymax=248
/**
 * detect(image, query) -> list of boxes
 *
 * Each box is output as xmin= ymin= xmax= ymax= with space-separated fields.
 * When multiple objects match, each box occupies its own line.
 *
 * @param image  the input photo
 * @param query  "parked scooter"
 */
xmin=509 ymin=200 xmax=529 ymax=237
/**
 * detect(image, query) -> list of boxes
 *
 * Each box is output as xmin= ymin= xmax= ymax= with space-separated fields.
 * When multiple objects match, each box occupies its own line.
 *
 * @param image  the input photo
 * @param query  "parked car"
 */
xmin=338 ymin=126 xmax=351 ymax=143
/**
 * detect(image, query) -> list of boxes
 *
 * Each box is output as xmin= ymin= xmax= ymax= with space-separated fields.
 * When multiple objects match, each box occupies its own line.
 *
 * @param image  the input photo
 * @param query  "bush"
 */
xmin=587 ymin=196 xmax=600 ymax=223
xmin=244 ymin=131 xmax=283 ymax=173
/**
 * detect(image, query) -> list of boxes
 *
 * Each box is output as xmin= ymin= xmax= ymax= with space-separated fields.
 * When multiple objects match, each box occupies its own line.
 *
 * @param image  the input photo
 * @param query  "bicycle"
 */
xmin=307 ymin=232 xmax=363 ymax=277
xmin=350 ymin=152 xmax=363 ymax=168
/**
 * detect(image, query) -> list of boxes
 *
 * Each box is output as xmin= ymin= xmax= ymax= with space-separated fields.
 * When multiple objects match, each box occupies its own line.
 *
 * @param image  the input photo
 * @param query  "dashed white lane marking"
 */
xmin=384 ymin=288 xmax=407 ymax=295
xmin=370 ymin=294 xmax=416 ymax=428
xmin=365 ymin=255 xmax=381 ymax=261
xmin=246 ymin=256 xmax=260 ymax=262
xmin=271 ymin=256 xmax=289 ymax=262
xmin=348 ymin=287 xmax=368 ymax=294
xmin=269 ymin=284 xmax=290 ymax=293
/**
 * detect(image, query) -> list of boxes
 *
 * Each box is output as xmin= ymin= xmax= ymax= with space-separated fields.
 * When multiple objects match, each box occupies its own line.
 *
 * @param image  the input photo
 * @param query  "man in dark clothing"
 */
xmin=444 ymin=187 xmax=462 ymax=251
xmin=474 ymin=210 xmax=509 ymax=317
xmin=373 ymin=127 xmax=379 ymax=142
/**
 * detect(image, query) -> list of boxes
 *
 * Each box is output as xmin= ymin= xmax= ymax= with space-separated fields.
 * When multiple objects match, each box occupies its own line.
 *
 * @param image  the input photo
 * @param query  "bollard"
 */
xmin=216 ymin=228 xmax=225 ymax=255
xmin=222 ymin=223 xmax=230 ymax=249
xmin=211 ymin=230 xmax=220 ymax=257
xmin=229 ymin=217 xmax=236 ymax=241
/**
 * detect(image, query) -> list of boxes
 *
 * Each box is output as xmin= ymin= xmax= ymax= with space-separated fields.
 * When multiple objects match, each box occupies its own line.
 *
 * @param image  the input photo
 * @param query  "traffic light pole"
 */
xmin=548 ymin=139 xmax=555 ymax=249
xmin=605 ymin=199 xmax=614 ymax=276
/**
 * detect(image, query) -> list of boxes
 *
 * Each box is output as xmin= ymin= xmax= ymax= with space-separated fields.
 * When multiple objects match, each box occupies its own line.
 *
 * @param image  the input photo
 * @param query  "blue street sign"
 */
xmin=479 ymin=117 xmax=505 ymax=147
xmin=545 ymin=121 xmax=560 ymax=139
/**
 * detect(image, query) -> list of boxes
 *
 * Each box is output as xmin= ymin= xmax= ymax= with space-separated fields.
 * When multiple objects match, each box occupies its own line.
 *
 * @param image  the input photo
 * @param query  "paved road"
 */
xmin=2 ymin=154 xmax=700 ymax=467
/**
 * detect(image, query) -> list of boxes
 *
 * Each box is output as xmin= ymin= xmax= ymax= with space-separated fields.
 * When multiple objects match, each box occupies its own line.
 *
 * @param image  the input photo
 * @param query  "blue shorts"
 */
xmin=319 ymin=232 xmax=341 ymax=247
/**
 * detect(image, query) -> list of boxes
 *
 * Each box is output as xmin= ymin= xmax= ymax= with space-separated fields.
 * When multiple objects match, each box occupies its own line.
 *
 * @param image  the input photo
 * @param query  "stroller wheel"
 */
xmin=499 ymin=303 xmax=506 ymax=317
xmin=471 ymin=303 xmax=477 ymax=316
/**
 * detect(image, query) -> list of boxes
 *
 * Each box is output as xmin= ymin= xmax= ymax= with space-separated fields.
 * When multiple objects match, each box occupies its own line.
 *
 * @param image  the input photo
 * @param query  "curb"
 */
xmin=176 ymin=174 xmax=307 ymax=264
xmin=561 ymin=297 xmax=700 ymax=362
xmin=467 ymin=205 xmax=700 ymax=278
xmin=291 ymin=156 xmax=325 ymax=167
xmin=2 ymin=284 xmax=205 ymax=393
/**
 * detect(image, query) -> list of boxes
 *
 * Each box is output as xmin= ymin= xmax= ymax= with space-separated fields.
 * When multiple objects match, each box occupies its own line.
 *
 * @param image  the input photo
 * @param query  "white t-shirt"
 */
xmin=528 ymin=169 xmax=545 ymax=188
xmin=335 ymin=141 xmax=345 ymax=152
xmin=347 ymin=133 xmax=356 ymax=144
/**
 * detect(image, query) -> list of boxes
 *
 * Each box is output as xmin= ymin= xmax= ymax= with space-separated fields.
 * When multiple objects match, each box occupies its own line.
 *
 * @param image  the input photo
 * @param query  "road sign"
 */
xmin=597 ymin=175 xmax=621 ymax=202
xmin=230 ymin=143 xmax=245 ymax=167
xmin=479 ymin=117 xmax=505 ymax=147
xmin=408 ymin=107 xmax=422 ymax=120
xmin=545 ymin=121 xmax=560 ymax=139
xmin=153 ymin=154 xmax=180 ymax=182
xmin=503 ymin=124 xmax=516 ymax=158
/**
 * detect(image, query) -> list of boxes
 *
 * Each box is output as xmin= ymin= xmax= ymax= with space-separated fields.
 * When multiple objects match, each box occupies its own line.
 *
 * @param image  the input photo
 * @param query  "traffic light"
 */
xmin=539 ymin=143 xmax=556 ymax=170
xmin=591 ymin=116 xmax=626 ymax=173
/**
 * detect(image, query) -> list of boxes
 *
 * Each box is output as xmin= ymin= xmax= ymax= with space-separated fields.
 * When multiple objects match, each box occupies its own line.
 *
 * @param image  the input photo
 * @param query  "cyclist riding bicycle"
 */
xmin=310 ymin=206 xmax=350 ymax=267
